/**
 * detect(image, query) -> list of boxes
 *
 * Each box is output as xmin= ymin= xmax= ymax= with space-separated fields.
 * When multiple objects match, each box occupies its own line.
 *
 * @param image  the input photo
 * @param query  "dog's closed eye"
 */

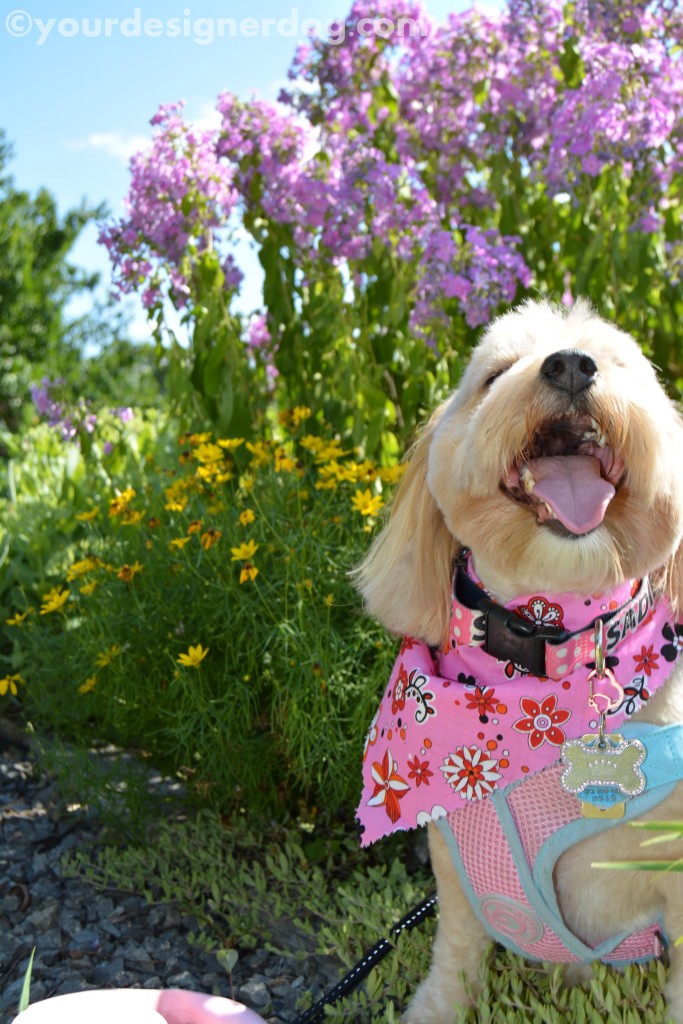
xmin=483 ymin=365 xmax=513 ymax=389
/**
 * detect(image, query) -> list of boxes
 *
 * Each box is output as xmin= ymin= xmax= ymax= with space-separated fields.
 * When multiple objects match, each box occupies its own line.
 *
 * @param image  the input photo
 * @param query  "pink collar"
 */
xmin=358 ymin=561 xmax=682 ymax=846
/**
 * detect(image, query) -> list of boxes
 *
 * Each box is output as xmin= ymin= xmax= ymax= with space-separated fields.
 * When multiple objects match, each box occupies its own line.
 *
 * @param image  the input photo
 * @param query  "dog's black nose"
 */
xmin=540 ymin=349 xmax=598 ymax=398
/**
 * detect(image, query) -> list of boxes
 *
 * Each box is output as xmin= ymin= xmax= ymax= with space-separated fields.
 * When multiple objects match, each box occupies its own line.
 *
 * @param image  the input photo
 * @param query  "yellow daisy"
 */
xmin=231 ymin=539 xmax=258 ymax=561
xmin=177 ymin=644 xmax=209 ymax=667
xmin=351 ymin=489 xmax=384 ymax=516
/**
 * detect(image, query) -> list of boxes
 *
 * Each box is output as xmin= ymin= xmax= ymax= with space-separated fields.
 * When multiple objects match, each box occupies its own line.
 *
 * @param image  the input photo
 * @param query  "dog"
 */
xmin=354 ymin=298 xmax=683 ymax=1023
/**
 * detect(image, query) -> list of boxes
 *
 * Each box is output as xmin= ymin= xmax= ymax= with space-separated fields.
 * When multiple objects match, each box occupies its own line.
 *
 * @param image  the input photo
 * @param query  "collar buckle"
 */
xmin=481 ymin=599 xmax=570 ymax=676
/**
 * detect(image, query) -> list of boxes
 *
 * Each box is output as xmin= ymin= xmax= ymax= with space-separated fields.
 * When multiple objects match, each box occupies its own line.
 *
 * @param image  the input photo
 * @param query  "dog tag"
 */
xmin=560 ymin=733 xmax=646 ymax=808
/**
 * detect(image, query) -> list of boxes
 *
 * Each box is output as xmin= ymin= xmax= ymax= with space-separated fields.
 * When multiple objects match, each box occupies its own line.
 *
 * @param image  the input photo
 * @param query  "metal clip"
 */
xmin=586 ymin=621 xmax=623 ymax=748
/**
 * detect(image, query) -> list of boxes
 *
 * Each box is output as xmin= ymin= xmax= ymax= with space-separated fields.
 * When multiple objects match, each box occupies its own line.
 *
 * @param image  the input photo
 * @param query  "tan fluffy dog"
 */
xmin=355 ymin=299 xmax=683 ymax=1023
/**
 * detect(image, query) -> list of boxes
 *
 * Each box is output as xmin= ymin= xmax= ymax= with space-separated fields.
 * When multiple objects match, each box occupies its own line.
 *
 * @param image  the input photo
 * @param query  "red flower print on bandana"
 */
xmin=440 ymin=745 xmax=502 ymax=801
xmin=515 ymin=596 xmax=565 ymax=629
xmin=392 ymin=663 xmax=409 ymax=715
xmin=633 ymin=644 xmax=659 ymax=677
xmin=407 ymin=755 xmax=433 ymax=787
xmin=367 ymin=749 xmax=410 ymax=823
xmin=512 ymin=694 xmax=571 ymax=749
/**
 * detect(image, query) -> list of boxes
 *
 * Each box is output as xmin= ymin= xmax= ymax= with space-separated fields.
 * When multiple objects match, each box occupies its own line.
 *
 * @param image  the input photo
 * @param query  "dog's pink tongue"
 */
xmin=527 ymin=455 xmax=615 ymax=534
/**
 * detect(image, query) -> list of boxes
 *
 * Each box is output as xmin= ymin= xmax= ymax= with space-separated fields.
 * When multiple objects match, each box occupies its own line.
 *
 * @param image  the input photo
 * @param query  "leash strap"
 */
xmin=292 ymin=892 xmax=437 ymax=1024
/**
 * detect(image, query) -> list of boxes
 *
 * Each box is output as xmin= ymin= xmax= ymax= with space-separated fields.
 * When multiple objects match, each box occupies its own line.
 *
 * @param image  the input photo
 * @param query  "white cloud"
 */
xmin=66 ymin=131 xmax=151 ymax=163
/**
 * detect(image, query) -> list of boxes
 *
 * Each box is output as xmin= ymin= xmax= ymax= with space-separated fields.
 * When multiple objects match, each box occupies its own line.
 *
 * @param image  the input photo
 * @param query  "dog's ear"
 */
xmin=668 ymin=541 xmax=683 ymax=617
xmin=352 ymin=408 xmax=459 ymax=647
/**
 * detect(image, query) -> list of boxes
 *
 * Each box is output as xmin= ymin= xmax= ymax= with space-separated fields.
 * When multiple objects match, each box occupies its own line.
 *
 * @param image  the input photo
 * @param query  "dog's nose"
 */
xmin=540 ymin=349 xmax=598 ymax=397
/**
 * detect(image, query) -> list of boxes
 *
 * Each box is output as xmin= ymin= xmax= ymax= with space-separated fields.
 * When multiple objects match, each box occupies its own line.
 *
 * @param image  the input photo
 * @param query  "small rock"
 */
xmin=238 ymin=977 xmax=272 ymax=1009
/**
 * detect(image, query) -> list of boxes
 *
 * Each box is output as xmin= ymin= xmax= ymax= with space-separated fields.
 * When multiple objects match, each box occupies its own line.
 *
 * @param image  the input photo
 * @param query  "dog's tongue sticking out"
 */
xmin=527 ymin=455 xmax=615 ymax=534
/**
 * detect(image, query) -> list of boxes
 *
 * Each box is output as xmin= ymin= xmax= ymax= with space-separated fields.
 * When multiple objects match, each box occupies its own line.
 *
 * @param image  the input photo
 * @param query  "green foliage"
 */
xmin=1 ymin=411 xmax=399 ymax=817
xmin=0 ymin=132 xmax=105 ymax=433
xmin=62 ymin=809 xmax=672 ymax=1023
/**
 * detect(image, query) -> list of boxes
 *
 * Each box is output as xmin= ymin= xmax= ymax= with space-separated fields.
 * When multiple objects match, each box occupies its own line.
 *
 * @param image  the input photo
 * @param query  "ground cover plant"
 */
xmin=60 ymin=807 xmax=671 ymax=1023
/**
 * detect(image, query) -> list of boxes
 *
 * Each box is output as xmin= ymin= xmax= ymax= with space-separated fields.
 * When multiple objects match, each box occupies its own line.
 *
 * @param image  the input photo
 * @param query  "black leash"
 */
xmin=291 ymin=892 xmax=437 ymax=1024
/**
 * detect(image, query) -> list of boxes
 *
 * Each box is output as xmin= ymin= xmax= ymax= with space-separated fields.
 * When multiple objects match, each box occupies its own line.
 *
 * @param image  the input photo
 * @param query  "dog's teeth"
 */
xmin=520 ymin=466 xmax=536 ymax=493
xmin=544 ymin=502 xmax=556 ymax=519
xmin=588 ymin=418 xmax=608 ymax=447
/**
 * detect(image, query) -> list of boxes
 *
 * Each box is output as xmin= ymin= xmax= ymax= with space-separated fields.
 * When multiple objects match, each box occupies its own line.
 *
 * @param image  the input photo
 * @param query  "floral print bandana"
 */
xmin=357 ymin=557 xmax=683 ymax=846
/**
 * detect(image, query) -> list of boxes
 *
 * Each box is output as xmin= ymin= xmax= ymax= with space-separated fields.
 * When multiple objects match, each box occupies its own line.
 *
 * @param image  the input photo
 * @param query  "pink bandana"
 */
xmin=358 ymin=559 xmax=683 ymax=846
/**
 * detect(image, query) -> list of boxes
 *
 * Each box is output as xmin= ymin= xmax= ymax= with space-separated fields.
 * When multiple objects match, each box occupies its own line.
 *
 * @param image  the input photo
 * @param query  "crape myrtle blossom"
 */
xmin=101 ymin=1 xmax=683 ymax=350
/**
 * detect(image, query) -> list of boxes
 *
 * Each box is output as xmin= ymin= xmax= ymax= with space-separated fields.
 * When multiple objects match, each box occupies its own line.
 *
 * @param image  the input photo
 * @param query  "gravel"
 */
xmin=0 ymin=725 xmax=342 ymax=1024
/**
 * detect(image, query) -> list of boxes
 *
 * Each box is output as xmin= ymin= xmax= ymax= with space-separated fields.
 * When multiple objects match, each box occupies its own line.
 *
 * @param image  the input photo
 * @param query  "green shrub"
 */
xmin=2 ymin=410 xmax=400 ymax=818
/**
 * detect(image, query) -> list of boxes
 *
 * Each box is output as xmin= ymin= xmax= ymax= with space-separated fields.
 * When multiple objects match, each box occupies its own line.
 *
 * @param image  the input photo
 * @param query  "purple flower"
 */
xmin=245 ymin=313 xmax=271 ymax=350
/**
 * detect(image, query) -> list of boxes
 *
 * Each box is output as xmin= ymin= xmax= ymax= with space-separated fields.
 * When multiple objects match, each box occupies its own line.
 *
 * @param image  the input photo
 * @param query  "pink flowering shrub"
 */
xmin=101 ymin=0 xmax=683 ymax=452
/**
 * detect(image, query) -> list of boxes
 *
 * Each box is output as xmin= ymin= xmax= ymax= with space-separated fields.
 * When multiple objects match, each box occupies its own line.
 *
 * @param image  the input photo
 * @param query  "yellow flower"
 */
xmin=239 ymin=564 xmax=259 ymax=584
xmin=40 ymin=587 xmax=70 ymax=615
xmin=315 ymin=478 xmax=338 ymax=491
xmin=291 ymin=406 xmax=312 ymax=426
xmin=240 ymin=475 xmax=255 ymax=493
xmin=177 ymin=644 xmax=209 ymax=667
xmin=76 ymin=508 xmax=99 ymax=523
xmin=217 ymin=437 xmax=245 ymax=451
xmin=194 ymin=442 xmax=224 ymax=464
xmin=239 ymin=509 xmax=256 ymax=526
xmin=325 ymin=594 xmax=334 ymax=607
xmin=275 ymin=448 xmax=297 ymax=473
xmin=117 ymin=561 xmax=143 ymax=582
xmin=165 ymin=496 xmax=189 ymax=512
xmin=351 ymin=489 xmax=384 ymax=516
xmin=299 ymin=434 xmax=326 ymax=454
xmin=96 ymin=644 xmax=121 ymax=668
xmin=121 ymin=508 xmax=145 ymax=526
xmin=187 ymin=519 xmax=203 ymax=535
xmin=314 ymin=441 xmax=349 ymax=463
xmin=231 ymin=539 xmax=258 ymax=561
xmin=6 ymin=610 xmax=29 ymax=626
xmin=184 ymin=431 xmax=212 ymax=445
xmin=169 ymin=537 xmax=191 ymax=552
xmin=246 ymin=441 xmax=272 ymax=467
xmin=109 ymin=487 xmax=136 ymax=516
xmin=355 ymin=460 xmax=378 ymax=482
xmin=79 ymin=676 xmax=97 ymax=694
xmin=378 ymin=464 xmax=407 ymax=485
xmin=66 ymin=557 xmax=99 ymax=581
xmin=201 ymin=529 xmax=222 ymax=550
xmin=80 ymin=580 xmax=99 ymax=596
xmin=0 ymin=673 xmax=24 ymax=697
xmin=197 ymin=463 xmax=223 ymax=482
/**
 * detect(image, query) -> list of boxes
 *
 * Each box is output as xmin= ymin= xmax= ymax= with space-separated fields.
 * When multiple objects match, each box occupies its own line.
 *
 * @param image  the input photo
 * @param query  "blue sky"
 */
xmin=1 ymin=0 xmax=496 ymax=338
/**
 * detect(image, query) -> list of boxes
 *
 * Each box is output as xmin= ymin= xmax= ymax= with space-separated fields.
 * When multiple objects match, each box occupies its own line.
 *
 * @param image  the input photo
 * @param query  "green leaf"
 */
xmin=18 ymin=947 xmax=35 ymax=1013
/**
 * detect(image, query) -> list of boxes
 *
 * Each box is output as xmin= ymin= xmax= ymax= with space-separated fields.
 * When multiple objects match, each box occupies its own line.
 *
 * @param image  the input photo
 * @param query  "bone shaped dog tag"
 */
xmin=560 ymin=734 xmax=646 ymax=810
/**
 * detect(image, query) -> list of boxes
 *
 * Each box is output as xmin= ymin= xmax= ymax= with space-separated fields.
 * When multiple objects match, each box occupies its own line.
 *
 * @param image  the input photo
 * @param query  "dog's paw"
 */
xmin=402 ymin=975 xmax=471 ymax=1024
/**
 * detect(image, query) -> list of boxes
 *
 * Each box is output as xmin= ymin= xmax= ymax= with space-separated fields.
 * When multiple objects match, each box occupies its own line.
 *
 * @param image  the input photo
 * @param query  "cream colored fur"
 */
xmin=354 ymin=299 xmax=683 ymax=1023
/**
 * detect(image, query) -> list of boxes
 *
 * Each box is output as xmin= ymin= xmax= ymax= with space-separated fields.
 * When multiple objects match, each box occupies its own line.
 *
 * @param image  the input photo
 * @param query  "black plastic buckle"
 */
xmin=480 ymin=599 xmax=570 ymax=676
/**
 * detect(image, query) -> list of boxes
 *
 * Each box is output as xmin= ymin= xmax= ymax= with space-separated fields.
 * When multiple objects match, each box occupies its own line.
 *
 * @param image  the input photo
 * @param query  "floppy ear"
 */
xmin=668 ymin=540 xmax=683 ymax=617
xmin=352 ymin=408 xmax=459 ymax=647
